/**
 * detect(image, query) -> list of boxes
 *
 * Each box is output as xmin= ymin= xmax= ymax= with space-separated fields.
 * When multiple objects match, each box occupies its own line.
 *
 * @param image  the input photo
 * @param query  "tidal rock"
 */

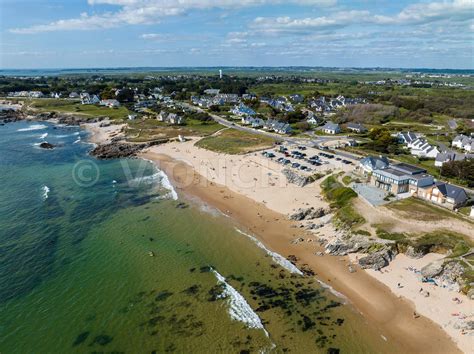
xmin=358 ymin=249 xmax=394 ymax=270
xmin=282 ymin=169 xmax=312 ymax=187
xmin=434 ymin=261 xmax=464 ymax=287
xmin=39 ymin=142 xmax=55 ymax=149
xmin=421 ymin=260 xmax=444 ymax=278
xmin=325 ymin=235 xmax=373 ymax=256
xmin=290 ymin=207 xmax=328 ymax=221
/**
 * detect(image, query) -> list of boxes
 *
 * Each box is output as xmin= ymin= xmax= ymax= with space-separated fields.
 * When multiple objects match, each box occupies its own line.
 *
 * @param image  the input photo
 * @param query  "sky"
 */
xmin=0 ymin=0 xmax=473 ymax=69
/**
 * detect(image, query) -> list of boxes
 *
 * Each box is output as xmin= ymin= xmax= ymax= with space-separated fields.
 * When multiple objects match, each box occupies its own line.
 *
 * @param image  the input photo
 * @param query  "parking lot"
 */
xmin=261 ymin=142 xmax=356 ymax=176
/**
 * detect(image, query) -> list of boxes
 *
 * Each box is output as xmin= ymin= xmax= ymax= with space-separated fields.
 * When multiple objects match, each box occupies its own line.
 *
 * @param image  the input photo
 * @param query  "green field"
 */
xmin=126 ymin=118 xmax=222 ymax=142
xmin=195 ymin=128 xmax=275 ymax=154
xmin=30 ymin=99 xmax=130 ymax=121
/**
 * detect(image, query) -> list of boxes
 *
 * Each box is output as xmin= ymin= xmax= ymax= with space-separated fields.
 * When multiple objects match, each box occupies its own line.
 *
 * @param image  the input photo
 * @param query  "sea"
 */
xmin=0 ymin=121 xmax=392 ymax=353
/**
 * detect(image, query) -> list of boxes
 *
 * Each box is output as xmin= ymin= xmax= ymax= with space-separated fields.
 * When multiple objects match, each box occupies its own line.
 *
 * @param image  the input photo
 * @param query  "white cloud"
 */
xmin=140 ymin=33 xmax=168 ymax=40
xmin=373 ymin=0 xmax=473 ymax=25
xmin=252 ymin=11 xmax=369 ymax=34
xmin=10 ymin=0 xmax=336 ymax=34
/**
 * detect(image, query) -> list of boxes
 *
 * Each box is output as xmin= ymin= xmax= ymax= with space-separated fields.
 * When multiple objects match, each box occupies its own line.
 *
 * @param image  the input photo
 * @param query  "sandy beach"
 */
xmin=138 ymin=138 xmax=471 ymax=353
xmin=82 ymin=124 xmax=471 ymax=352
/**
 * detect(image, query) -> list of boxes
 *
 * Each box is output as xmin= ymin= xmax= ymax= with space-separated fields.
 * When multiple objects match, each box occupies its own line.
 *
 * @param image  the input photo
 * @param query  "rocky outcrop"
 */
xmin=0 ymin=109 xmax=26 ymax=123
xmin=421 ymin=260 xmax=444 ymax=278
xmin=282 ymin=169 xmax=313 ymax=187
xmin=290 ymin=207 xmax=328 ymax=221
xmin=324 ymin=235 xmax=374 ymax=256
xmin=405 ymin=246 xmax=425 ymax=259
xmin=90 ymin=142 xmax=146 ymax=159
xmin=358 ymin=249 xmax=394 ymax=270
xmin=434 ymin=261 xmax=465 ymax=289
xmin=39 ymin=142 xmax=55 ymax=149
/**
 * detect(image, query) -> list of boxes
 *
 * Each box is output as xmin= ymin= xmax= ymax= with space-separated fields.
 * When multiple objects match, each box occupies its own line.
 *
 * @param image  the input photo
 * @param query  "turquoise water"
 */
xmin=0 ymin=121 xmax=390 ymax=353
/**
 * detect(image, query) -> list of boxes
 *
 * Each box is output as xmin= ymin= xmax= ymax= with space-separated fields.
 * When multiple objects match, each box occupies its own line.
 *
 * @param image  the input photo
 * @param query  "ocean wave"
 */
xmin=158 ymin=169 xmax=178 ymax=200
xmin=73 ymin=136 xmax=81 ymax=144
xmin=234 ymin=228 xmax=303 ymax=276
xmin=128 ymin=167 xmax=178 ymax=200
xmin=54 ymin=132 xmax=80 ymax=138
xmin=17 ymin=124 xmax=48 ymax=132
xmin=315 ymin=279 xmax=348 ymax=303
xmin=39 ymin=133 xmax=48 ymax=140
xmin=41 ymin=185 xmax=50 ymax=201
xmin=212 ymin=269 xmax=268 ymax=336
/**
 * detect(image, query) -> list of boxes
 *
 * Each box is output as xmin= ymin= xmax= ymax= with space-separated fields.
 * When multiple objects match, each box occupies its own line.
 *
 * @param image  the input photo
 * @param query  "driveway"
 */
xmin=352 ymin=182 xmax=389 ymax=206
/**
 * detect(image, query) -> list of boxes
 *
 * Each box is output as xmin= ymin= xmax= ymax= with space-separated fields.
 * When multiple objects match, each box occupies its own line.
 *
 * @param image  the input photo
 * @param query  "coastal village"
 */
xmin=1 ymin=70 xmax=473 ymax=352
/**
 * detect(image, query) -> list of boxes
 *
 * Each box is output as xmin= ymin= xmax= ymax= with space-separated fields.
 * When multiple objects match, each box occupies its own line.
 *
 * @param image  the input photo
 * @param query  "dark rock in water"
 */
xmin=39 ymin=142 xmax=55 ymax=149
xmin=90 ymin=334 xmax=113 ymax=346
xmin=72 ymin=331 xmax=90 ymax=347
xmin=176 ymin=202 xmax=189 ymax=209
xmin=358 ymin=249 xmax=394 ymax=270
xmin=155 ymin=291 xmax=173 ymax=302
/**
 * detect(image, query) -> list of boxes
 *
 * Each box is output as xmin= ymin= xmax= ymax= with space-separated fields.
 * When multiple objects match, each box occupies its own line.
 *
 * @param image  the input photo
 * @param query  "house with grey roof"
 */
xmin=371 ymin=162 xmax=430 ymax=194
xmin=346 ymin=122 xmax=367 ymax=133
xmin=397 ymin=131 xmax=418 ymax=145
xmin=408 ymin=138 xmax=439 ymax=158
xmin=415 ymin=182 xmax=469 ymax=210
xmin=359 ymin=156 xmax=389 ymax=175
xmin=322 ymin=121 xmax=341 ymax=135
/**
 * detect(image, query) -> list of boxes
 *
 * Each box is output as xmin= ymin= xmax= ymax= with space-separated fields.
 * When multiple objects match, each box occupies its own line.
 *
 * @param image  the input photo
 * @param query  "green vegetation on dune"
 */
xmin=195 ymin=128 xmax=275 ymax=154
xmin=321 ymin=175 xmax=358 ymax=208
xmin=386 ymin=198 xmax=473 ymax=224
xmin=321 ymin=175 xmax=365 ymax=228
xmin=126 ymin=118 xmax=221 ymax=142
xmin=30 ymin=99 xmax=130 ymax=121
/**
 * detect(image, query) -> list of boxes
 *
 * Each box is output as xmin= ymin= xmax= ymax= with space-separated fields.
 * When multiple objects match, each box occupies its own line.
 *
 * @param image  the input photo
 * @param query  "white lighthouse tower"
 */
xmin=219 ymin=69 xmax=223 ymax=79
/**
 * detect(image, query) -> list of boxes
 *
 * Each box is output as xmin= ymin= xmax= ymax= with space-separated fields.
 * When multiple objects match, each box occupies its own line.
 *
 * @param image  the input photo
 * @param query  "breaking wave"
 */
xmin=39 ymin=133 xmax=48 ymax=140
xmin=41 ymin=185 xmax=50 ymax=201
xmin=212 ymin=269 xmax=268 ymax=336
xmin=17 ymin=124 xmax=48 ymax=132
xmin=129 ymin=167 xmax=178 ymax=201
xmin=234 ymin=228 xmax=303 ymax=275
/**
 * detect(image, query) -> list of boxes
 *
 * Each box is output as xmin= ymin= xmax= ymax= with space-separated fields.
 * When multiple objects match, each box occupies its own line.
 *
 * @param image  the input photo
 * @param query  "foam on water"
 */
xmin=157 ymin=170 xmax=178 ymax=200
xmin=39 ymin=133 xmax=48 ymax=140
xmin=41 ymin=185 xmax=50 ymax=201
xmin=73 ymin=137 xmax=81 ymax=144
xmin=128 ymin=163 xmax=178 ymax=201
xmin=234 ymin=228 xmax=303 ymax=275
xmin=315 ymin=279 xmax=348 ymax=303
xmin=212 ymin=269 xmax=269 ymax=336
xmin=17 ymin=124 xmax=48 ymax=132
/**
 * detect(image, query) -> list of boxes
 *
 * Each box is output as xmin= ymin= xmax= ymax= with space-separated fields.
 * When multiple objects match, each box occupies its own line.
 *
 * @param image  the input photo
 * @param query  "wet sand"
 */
xmin=142 ymin=151 xmax=461 ymax=354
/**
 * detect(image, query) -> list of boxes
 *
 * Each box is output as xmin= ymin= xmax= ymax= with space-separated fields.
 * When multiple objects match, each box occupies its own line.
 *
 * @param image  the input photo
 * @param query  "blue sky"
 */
xmin=1 ymin=0 xmax=473 ymax=69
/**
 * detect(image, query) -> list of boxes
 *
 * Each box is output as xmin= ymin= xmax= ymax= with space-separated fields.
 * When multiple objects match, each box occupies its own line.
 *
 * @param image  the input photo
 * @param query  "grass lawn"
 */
xmin=126 ymin=118 xmax=222 ymax=142
xmin=195 ymin=128 xmax=275 ymax=154
xmin=385 ymin=198 xmax=473 ymax=224
xmin=30 ymin=99 xmax=130 ymax=121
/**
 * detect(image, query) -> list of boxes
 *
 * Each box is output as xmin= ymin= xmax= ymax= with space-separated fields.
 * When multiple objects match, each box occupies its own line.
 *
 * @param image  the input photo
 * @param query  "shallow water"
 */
xmin=0 ymin=121 xmax=391 ymax=353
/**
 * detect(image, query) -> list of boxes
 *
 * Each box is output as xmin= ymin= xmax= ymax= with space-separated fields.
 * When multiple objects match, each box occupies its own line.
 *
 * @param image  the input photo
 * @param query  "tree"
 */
xmin=116 ymin=88 xmax=134 ymax=103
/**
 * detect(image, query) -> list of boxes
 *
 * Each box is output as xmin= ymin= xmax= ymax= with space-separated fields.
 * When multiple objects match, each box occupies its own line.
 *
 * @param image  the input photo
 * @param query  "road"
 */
xmin=180 ymin=102 xmax=364 ymax=161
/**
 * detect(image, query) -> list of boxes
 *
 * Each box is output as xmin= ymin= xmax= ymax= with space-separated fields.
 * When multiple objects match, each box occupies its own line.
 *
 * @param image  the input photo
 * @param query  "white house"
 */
xmin=80 ymin=93 xmax=100 ymax=105
xmin=69 ymin=92 xmax=80 ymax=98
xmin=322 ymin=122 xmax=341 ymax=135
xmin=452 ymin=134 xmax=474 ymax=153
xmin=408 ymin=138 xmax=439 ymax=158
xmin=100 ymin=99 xmax=120 ymax=108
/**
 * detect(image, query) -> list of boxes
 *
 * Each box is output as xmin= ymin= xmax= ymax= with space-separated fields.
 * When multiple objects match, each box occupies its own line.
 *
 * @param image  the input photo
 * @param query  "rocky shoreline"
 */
xmin=289 ymin=207 xmax=470 ymax=294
